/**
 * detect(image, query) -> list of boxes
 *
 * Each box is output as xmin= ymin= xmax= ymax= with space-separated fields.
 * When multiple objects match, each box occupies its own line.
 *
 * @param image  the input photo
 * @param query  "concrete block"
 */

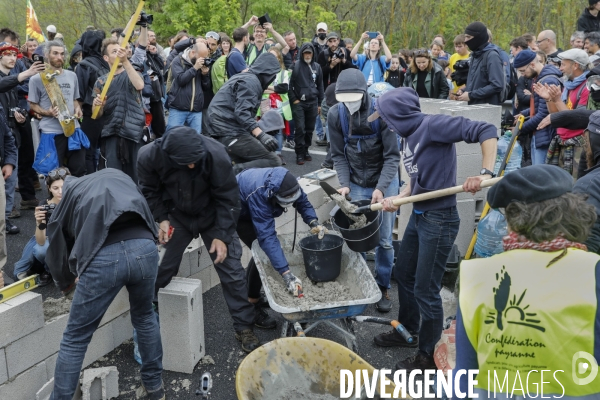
xmin=299 ymin=178 xmax=328 ymax=209
xmin=158 ymin=278 xmax=204 ymax=373
xmin=455 ymin=199 xmax=477 ymax=256
xmin=82 ymin=323 xmax=114 ymax=368
xmin=36 ymin=377 xmax=53 ymax=400
xmin=455 ymin=140 xmax=486 ymax=156
xmin=176 ymin=251 xmax=191 ymax=278
xmin=5 ymin=313 xmax=69 ymax=378
xmin=0 ymin=291 xmax=44 ymax=348
xmin=0 ymin=360 xmax=47 ymax=400
xmin=0 ymin=349 xmax=6 ymax=385
xmin=81 ymin=366 xmax=119 ymax=400
xmin=197 ymin=243 xmax=214 ymax=273
xmin=209 ymin=265 xmax=220 ymax=286
xmin=456 ymin=153 xmax=483 ymax=183
xmin=189 ymin=268 xmax=211 ymax=293
xmin=99 ymin=288 xmax=130 ymax=326
xmin=439 ymin=104 xmax=502 ymax=129
xmin=240 ymin=243 xmax=252 ymax=268
xmin=419 ymin=98 xmax=466 ymax=115
xmin=44 ymin=352 xmax=58 ymax=381
xmin=111 ymin=312 xmax=133 ymax=348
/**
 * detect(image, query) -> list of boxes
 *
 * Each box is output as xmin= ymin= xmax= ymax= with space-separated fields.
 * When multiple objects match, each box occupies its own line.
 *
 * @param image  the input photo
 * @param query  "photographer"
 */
xmin=165 ymin=39 xmax=210 ymax=134
xmin=12 ymin=167 xmax=70 ymax=284
xmin=317 ymin=32 xmax=354 ymax=90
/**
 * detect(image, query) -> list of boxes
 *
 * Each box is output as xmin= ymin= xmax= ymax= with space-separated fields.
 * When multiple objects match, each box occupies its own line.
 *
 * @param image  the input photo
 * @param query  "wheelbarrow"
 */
xmin=252 ymin=233 xmax=413 ymax=354
xmin=235 ymin=337 xmax=404 ymax=399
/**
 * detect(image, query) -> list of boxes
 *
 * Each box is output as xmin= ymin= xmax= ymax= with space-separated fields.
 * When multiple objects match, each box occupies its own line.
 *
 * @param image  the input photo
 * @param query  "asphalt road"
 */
xmin=1 ymin=134 xmax=427 ymax=399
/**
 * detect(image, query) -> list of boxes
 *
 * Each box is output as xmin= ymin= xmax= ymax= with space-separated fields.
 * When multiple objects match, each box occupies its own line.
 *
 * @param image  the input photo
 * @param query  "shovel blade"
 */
xmin=319 ymin=181 xmax=339 ymax=199
xmin=351 ymin=204 xmax=373 ymax=215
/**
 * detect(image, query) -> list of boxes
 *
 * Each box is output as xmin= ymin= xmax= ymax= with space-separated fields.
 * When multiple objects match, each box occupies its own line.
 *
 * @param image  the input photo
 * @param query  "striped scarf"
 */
xmin=503 ymin=231 xmax=587 ymax=252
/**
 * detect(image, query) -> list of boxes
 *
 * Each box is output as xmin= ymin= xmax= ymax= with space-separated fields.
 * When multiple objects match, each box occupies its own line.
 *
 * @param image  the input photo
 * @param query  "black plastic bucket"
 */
xmin=332 ymin=199 xmax=381 ymax=252
xmin=298 ymin=234 xmax=344 ymax=282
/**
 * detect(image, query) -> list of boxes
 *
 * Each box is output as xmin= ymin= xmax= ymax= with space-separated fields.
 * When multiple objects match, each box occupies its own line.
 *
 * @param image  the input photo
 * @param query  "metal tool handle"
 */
xmin=392 ymin=321 xmax=413 ymax=343
xmin=349 ymin=316 xmax=413 ymax=343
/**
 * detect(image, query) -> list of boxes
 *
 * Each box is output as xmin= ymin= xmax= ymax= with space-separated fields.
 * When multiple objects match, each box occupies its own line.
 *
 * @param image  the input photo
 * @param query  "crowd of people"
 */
xmin=0 ymin=2 xmax=599 ymax=398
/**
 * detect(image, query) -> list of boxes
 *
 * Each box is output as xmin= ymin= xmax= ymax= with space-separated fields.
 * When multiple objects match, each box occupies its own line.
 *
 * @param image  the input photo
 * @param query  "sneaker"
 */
xmin=278 ymin=154 xmax=286 ymax=166
xmin=284 ymin=139 xmax=295 ymax=149
xmin=374 ymin=328 xmax=418 ymax=348
xmin=9 ymin=208 xmax=20 ymax=219
xmin=6 ymin=220 xmax=19 ymax=234
xmin=375 ymin=286 xmax=392 ymax=313
xmin=144 ymin=384 xmax=166 ymax=400
xmin=16 ymin=272 xmax=27 ymax=280
xmin=394 ymin=351 xmax=436 ymax=373
xmin=38 ymin=272 xmax=52 ymax=287
xmin=235 ymin=329 xmax=261 ymax=353
xmin=253 ymin=304 xmax=277 ymax=329
xmin=20 ymin=199 xmax=39 ymax=209
xmin=315 ymin=139 xmax=328 ymax=146
xmin=321 ymin=162 xmax=333 ymax=169
xmin=296 ymin=155 xmax=305 ymax=165
xmin=304 ymin=151 xmax=312 ymax=161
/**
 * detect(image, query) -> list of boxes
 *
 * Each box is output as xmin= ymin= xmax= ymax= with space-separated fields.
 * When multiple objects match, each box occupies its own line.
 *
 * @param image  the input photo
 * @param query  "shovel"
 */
xmin=319 ymin=181 xmax=351 ymax=201
xmin=351 ymin=177 xmax=503 ymax=214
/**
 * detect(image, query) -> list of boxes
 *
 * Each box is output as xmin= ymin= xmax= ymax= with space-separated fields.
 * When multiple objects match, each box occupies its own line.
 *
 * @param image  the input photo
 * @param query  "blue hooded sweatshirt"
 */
xmin=237 ymin=167 xmax=317 ymax=274
xmin=374 ymin=87 xmax=498 ymax=211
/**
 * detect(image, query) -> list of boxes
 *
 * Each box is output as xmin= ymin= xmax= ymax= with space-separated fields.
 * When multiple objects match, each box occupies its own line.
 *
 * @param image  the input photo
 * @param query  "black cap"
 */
xmin=278 ymin=171 xmax=300 ymax=197
xmin=487 ymin=165 xmax=574 ymax=209
xmin=326 ymin=32 xmax=339 ymax=40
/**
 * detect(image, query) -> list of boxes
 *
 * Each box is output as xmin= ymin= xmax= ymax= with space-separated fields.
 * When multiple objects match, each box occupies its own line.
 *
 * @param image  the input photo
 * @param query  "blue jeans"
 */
xmin=531 ymin=134 xmax=548 ymax=165
xmin=5 ymin=162 xmax=17 ymax=218
xmin=349 ymin=174 xmax=399 ymax=288
xmin=274 ymin=131 xmax=283 ymax=155
xmin=394 ymin=207 xmax=460 ymax=355
xmin=165 ymin=108 xmax=202 ymax=134
xmin=315 ymin=114 xmax=324 ymax=140
xmin=13 ymin=236 xmax=49 ymax=279
xmin=51 ymin=239 xmax=163 ymax=400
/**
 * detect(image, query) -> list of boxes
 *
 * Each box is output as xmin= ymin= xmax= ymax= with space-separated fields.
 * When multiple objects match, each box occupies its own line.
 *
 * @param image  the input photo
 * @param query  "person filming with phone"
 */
xmin=350 ymin=31 xmax=392 ymax=86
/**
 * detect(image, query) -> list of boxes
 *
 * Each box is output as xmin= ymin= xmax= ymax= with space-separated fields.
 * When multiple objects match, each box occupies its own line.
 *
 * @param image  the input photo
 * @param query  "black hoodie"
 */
xmin=76 ymin=31 xmax=110 ymax=108
xmin=577 ymin=8 xmax=600 ymax=33
xmin=206 ymin=52 xmax=280 ymax=138
xmin=137 ymin=126 xmax=240 ymax=243
xmin=289 ymin=42 xmax=324 ymax=104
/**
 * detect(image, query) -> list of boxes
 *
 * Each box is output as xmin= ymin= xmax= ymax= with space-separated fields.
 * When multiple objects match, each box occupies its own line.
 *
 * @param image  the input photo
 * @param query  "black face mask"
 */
xmin=592 ymin=89 xmax=600 ymax=103
xmin=318 ymin=33 xmax=326 ymax=40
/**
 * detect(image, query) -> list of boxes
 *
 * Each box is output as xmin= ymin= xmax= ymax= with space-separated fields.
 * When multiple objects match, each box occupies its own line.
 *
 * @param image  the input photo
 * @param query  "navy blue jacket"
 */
xmin=0 ymin=105 xmax=19 ymax=168
xmin=520 ymin=65 xmax=563 ymax=149
xmin=465 ymin=43 xmax=505 ymax=105
xmin=237 ymin=167 xmax=318 ymax=274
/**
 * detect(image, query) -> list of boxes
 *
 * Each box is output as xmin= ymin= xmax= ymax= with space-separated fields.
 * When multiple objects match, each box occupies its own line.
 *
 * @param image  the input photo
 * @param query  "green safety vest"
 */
xmin=257 ymin=69 xmax=292 ymax=121
xmin=459 ymin=248 xmax=600 ymax=397
xmin=246 ymin=43 xmax=271 ymax=66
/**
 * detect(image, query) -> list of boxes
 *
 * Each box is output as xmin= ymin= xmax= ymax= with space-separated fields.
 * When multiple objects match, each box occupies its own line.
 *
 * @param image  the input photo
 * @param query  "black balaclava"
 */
xmin=586 ymin=111 xmax=600 ymax=166
xmin=464 ymin=22 xmax=489 ymax=52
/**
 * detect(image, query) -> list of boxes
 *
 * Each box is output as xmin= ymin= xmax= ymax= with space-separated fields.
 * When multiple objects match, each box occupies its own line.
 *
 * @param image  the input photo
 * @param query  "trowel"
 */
xmin=351 ymin=177 xmax=503 ymax=214
xmin=319 ymin=181 xmax=351 ymax=201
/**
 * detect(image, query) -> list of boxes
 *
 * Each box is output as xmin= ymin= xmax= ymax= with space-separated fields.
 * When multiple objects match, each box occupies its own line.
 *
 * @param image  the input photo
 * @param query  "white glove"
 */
xmin=282 ymin=272 xmax=302 ymax=297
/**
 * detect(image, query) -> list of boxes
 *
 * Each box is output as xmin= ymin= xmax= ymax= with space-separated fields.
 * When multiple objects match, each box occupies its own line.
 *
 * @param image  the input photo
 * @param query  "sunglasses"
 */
xmin=48 ymin=168 xmax=69 ymax=180
xmin=205 ymin=31 xmax=220 ymax=41
xmin=413 ymin=49 xmax=431 ymax=57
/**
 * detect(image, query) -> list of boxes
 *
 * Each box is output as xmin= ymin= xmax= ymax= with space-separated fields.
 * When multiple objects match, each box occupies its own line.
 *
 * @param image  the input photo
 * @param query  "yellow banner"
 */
xmin=26 ymin=0 xmax=45 ymax=43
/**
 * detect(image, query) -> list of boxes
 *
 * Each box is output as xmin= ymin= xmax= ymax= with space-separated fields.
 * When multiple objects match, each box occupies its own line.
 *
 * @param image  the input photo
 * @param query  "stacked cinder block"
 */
xmin=396 ymin=103 xmax=502 ymax=257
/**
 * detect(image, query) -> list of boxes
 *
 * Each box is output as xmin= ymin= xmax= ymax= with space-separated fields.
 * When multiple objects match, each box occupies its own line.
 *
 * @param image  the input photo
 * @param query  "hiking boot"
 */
xmin=321 ymin=162 xmax=333 ymax=169
xmin=296 ymin=155 xmax=305 ymax=165
xmin=6 ymin=220 xmax=19 ymax=234
xmin=9 ymin=208 xmax=20 ymax=219
xmin=253 ymin=304 xmax=277 ymax=329
xmin=278 ymin=154 xmax=286 ymax=165
xmin=235 ymin=329 xmax=261 ymax=353
xmin=375 ymin=286 xmax=392 ymax=313
xmin=304 ymin=151 xmax=312 ymax=161
xmin=394 ymin=351 xmax=436 ymax=373
xmin=20 ymin=199 xmax=39 ymax=209
xmin=143 ymin=383 xmax=166 ymax=400
xmin=374 ymin=328 xmax=418 ymax=348
xmin=315 ymin=139 xmax=328 ymax=146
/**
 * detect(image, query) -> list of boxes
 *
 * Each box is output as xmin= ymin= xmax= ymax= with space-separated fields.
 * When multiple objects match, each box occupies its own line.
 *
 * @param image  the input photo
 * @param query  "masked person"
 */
xmin=328 ymin=69 xmax=400 ymax=313
xmin=236 ymin=167 xmax=326 ymax=326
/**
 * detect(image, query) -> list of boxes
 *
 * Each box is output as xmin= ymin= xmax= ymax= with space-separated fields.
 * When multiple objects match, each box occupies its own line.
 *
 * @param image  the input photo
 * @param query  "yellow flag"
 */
xmin=26 ymin=0 xmax=45 ymax=43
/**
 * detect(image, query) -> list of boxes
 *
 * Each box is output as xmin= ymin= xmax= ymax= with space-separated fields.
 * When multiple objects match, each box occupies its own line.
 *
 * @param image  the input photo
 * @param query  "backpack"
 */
xmin=484 ymin=47 xmax=516 ymax=102
xmin=165 ymin=57 xmax=184 ymax=94
xmin=211 ymin=55 xmax=228 ymax=94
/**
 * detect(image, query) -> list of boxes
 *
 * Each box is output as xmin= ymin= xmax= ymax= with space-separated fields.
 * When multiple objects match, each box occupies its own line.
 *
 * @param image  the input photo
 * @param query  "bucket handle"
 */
xmin=330 ymin=212 xmax=384 ymax=242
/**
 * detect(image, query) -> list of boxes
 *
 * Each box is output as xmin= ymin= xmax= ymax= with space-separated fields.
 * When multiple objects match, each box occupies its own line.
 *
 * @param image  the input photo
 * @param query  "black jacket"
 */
xmin=76 ymin=31 xmax=110 ymax=108
xmin=0 ymin=106 xmax=17 ymax=168
xmin=385 ymin=68 xmax=404 ymax=88
xmin=289 ymin=42 xmax=325 ymax=104
xmin=317 ymin=46 xmax=355 ymax=89
xmin=402 ymin=62 xmax=449 ymax=99
xmin=328 ymin=69 xmax=400 ymax=192
xmin=0 ymin=71 xmax=21 ymax=134
xmin=283 ymin=46 xmax=300 ymax=69
xmin=577 ymin=8 xmax=600 ymax=33
xmin=167 ymin=52 xmax=210 ymax=112
xmin=311 ymin=36 xmax=328 ymax=61
xmin=137 ymin=127 xmax=240 ymax=243
xmin=206 ymin=53 xmax=280 ymax=138
xmin=46 ymin=169 xmax=158 ymax=290
xmin=515 ymin=75 xmax=532 ymax=113
xmin=574 ymin=164 xmax=600 ymax=253
xmin=465 ymin=43 xmax=505 ymax=105
xmin=99 ymin=72 xmax=145 ymax=142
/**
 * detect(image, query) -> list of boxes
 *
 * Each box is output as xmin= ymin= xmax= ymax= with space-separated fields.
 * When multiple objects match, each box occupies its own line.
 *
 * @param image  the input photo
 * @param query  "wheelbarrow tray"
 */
xmin=252 ymin=232 xmax=381 ymax=323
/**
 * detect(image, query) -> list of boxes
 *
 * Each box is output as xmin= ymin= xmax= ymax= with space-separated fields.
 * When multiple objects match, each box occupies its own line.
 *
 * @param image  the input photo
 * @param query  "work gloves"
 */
xmin=309 ymin=219 xmax=327 ymax=239
xmin=256 ymin=132 xmax=279 ymax=152
xmin=282 ymin=271 xmax=302 ymax=297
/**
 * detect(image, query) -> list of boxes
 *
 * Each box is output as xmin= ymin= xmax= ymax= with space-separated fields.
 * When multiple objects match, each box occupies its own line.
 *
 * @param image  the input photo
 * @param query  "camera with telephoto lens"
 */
xmin=136 ymin=11 xmax=153 ymax=26
xmin=9 ymin=107 xmax=27 ymax=118
xmin=333 ymin=48 xmax=345 ymax=59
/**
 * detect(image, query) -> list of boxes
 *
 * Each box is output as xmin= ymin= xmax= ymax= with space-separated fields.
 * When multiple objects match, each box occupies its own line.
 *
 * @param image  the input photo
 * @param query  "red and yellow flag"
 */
xmin=26 ymin=0 xmax=45 ymax=43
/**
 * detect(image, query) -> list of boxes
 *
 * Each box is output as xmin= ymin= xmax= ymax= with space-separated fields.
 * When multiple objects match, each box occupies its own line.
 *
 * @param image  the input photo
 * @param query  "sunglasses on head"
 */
xmin=48 ymin=168 xmax=69 ymax=180
xmin=205 ymin=31 xmax=220 ymax=41
xmin=414 ymin=49 xmax=431 ymax=57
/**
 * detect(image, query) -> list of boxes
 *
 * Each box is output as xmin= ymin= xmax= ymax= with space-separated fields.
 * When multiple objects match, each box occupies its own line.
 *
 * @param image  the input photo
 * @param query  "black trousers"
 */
xmin=155 ymin=215 xmax=255 ymax=331
xmin=98 ymin=136 xmax=143 ymax=183
xmin=53 ymin=133 xmax=86 ymax=177
xmin=217 ymin=134 xmax=281 ymax=174
xmin=292 ymin=101 xmax=318 ymax=155
xmin=80 ymin=105 xmax=104 ymax=175
xmin=150 ymin=101 xmax=166 ymax=138
xmin=16 ymin=118 xmax=37 ymax=201
xmin=236 ymin=218 xmax=262 ymax=299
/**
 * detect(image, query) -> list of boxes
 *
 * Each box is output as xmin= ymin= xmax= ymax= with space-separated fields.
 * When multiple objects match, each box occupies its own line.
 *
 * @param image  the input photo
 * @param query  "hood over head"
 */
xmin=371 ymin=87 xmax=425 ymax=137
xmin=70 ymin=44 xmax=82 ymax=63
xmin=587 ymin=110 xmax=600 ymax=165
xmin=335 ymin=69 xmax=369 ymax=108
xmin=248 ymin=52 xmax=281 ymax=91
xmin=80 ymin=30 xmax=104 ymax=59
xmin=162 ymin=126 xmax=207 ymax=166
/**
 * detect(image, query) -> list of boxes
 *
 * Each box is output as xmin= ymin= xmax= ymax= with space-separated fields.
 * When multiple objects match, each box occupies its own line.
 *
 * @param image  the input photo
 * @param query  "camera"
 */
xmin=9 ymin=107 xmax=26 ymax=118
xmin=203 ymin=57 xmax=215 ymax=67
xmin=38 ymin=203 xmax=56 ymax=230
xmin=32 ymin=54 xmax=44 ymax=63
xmin=333 ymin=48 xmax=345 ymax=59
xmin=136 ymin=11 xmax=154 ymax=26
xmin=451 ymin=59 xmax=470 ymax=87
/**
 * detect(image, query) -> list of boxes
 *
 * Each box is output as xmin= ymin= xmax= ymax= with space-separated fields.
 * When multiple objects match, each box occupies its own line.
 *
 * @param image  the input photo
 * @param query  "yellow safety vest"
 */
xmin=257 ymin=70 xmax=292 ymax=121
xmin=459 ymin=248 xmax=600 ymax=397
xmin=246 ymin=43 xmax=271 ymax=66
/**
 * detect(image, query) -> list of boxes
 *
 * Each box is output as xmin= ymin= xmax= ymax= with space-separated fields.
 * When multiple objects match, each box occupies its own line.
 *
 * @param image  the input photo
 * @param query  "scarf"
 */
xmin=182 ymin=47 xmax=193 ymax=65
xmin=503 ymin=231 xmax=587 ymax=252
xmin=546 ymin=134 xmax=586 ymax=174
xmin=561 ymin=73 xmax=587 ymax=102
